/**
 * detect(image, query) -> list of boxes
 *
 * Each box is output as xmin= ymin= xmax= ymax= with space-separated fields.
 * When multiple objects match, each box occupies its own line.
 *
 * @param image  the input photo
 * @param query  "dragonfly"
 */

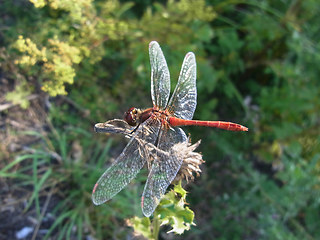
xmin=92 ymin=41 xmax=248 ymax=217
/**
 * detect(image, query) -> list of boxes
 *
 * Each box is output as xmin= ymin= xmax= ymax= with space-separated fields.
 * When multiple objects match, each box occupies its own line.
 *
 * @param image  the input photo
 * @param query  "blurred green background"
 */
xmin=1 ymin=0 xmax=320 ymax=239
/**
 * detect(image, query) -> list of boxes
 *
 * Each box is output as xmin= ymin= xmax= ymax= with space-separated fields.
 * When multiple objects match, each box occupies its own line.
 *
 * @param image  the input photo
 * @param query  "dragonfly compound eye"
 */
xmin=124 ymin=107 xmax=137 ymax=126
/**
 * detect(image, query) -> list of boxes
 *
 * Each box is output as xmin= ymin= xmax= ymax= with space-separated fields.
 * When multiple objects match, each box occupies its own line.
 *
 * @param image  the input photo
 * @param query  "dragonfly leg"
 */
xmin=130 ymin=123 xmax=141 ymax=134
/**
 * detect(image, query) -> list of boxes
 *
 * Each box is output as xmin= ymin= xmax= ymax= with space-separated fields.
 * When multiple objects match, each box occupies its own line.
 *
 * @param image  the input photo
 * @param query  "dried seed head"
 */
xmin=171 ymin=139 xmax=204 ymax=182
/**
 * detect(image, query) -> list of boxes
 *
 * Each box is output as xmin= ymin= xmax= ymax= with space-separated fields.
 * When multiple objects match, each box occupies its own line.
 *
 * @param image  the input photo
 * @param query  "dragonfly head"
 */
xmin=124 ymin=107 xmax=140 ymax=126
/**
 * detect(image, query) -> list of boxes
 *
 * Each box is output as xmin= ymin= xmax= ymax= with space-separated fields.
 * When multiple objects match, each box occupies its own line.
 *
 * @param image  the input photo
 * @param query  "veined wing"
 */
xmin=141 ymin=127 xmax=187 ymax=217
xmin=167 ymin=52 xmax=197 ymax=120
xmin=92 ymin=118 xmax=161 ymax=205
xmin=149 ymin=41 xmax=170 ymax=109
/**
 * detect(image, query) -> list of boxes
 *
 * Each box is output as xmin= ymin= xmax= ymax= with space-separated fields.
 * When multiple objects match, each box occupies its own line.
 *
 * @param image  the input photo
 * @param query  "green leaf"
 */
xmin=156 ymin=181 xmax=195 ymax=235
xmin=173 ymin=181 xmax=187 ymax=197
xmin=127 ymin=216 xmax=153 ymax=240
xmin=127 ymin=182 xmax=195 ymax=238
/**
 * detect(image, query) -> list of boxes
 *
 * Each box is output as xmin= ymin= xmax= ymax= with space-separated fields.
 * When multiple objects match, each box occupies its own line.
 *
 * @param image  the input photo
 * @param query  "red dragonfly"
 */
xmin=92 ymin=41 xmax=248 ymax=217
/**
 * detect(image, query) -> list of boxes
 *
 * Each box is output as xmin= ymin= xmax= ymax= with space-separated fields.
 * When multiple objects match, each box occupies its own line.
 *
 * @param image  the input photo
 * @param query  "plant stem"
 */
xmin=152 ymin=214 xmax=160 ymax=240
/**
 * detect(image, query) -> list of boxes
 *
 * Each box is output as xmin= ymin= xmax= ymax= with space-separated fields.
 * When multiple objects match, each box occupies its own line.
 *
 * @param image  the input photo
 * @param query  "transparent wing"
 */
xmin=94 ymin=119 xmax=133 ymax=136
xmin=167 ymin=52 xmax=197 ymax=120
xmin=149 ymin=41 xmax=170 ymax=109
xmin=141 ymin=127 xmax=187 ymax=217
xmin=92 ymin=118 xmax=161 ymax=205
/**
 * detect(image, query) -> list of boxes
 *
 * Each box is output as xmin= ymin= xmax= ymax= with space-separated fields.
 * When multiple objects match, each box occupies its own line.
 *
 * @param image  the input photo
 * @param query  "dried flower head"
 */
xmin=172 ymin=139 xmax=204 ymax=182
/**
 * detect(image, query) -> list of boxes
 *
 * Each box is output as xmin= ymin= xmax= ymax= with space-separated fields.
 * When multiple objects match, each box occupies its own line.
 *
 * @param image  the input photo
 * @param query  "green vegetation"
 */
xmin=128 ymin=182 xmax=195 ymax=239
xmin=1 ymin=0 xmax=319 ymax=239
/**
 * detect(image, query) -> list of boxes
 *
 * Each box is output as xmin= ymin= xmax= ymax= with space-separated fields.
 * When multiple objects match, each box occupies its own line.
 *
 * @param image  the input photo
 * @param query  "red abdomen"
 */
xmin=169 ymin=117 xmax=248 ymax=131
